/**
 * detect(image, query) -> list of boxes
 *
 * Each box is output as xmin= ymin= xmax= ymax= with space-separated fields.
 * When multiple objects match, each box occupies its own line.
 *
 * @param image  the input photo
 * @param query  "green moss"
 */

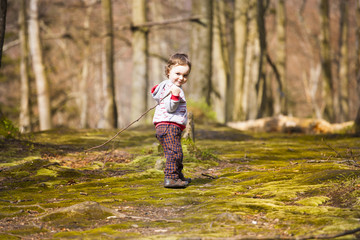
xmin=296 ymin=196 xmax=330 ymax=206
xmin=8 ymin=226 xmax=47 ymax=236
xmin=0 ymin=233 xmax=20 ymax=240
xmin=1 ymin=126 xmax=360 ymax=239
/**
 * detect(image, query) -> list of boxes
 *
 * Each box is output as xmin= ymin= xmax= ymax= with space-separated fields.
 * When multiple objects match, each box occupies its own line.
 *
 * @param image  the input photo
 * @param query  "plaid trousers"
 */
xmin=156 ymin=124 xmax=183 ymax=180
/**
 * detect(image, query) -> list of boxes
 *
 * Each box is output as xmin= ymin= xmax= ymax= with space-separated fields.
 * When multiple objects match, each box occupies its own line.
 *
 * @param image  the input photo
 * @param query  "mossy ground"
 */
xmin=0 ymin=124 xmax=360 ymax=239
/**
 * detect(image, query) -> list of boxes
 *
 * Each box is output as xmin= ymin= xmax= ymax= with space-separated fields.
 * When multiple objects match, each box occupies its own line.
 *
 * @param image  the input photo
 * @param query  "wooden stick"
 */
xmin=85 ymin=92 xmax=170 ymax=152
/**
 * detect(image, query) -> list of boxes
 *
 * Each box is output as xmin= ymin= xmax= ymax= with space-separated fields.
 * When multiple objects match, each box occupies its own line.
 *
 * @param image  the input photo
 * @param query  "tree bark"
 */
xmin=212 ymin=0 xmax=229 ymax=123
xmin=131 ymin=0 xmax=148 ymax=123
xmin=149 ymin=1 xmax=166 ymax=110
xmin=233 ymin=0 xmax=248 ymax=121
xmin=19 ymin=0 xmax=32 ymax=133
xmin=189 ymin=0 xmax=213 ymax=104
xmin=355 ymin=0 xmax=360 ymax=134
xmin=320 ymin=0 xmax=334 ymax=122
xmin=29 ymin=0 xmax=52 ymax=131
xmin=337 ymin=1 xmax=349 ymax=122
xmin=101 ymin=0 xmax=117 ymax=129
xmin=275 ymin=0 xmax=287 ymax=115
xmin=244 ymin=0 xmax=259 ymax=120
xmin=256 ymin=0 xmax=271 ymax=118
xmin=79 ymin=2 xmax=93 ymax=129
xmin=0 ymin=0 xmax=6 ymax=68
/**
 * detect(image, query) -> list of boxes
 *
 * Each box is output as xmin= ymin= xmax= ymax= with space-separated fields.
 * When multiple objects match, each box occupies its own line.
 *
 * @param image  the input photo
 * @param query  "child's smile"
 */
xmin=168 ymin=65 xmax=190 ymax=87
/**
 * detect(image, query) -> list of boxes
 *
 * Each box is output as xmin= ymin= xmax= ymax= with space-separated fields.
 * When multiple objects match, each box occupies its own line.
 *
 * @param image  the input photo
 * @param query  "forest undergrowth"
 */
xmin=0 ymin=124 xmax=360 ymax=239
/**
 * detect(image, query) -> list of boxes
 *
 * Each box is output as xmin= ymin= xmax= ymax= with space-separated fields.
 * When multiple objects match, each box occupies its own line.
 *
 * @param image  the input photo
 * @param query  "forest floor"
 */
xmin=1 ymin=124 xmax=360 ymax=239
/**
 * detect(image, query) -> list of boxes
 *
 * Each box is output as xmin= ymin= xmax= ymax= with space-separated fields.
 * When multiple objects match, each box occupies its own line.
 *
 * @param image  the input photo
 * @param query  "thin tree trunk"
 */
xmin=256 ymin=0 xmax=271 ymax=118
xmin=275 ymin=0 xmax=286 ymax=115
xmin=101 ymin=0 xmax=117 ymax=129
xmin=233 ymin=0 xmax=248 ymax=121
xmin=189 ymin=0 xmax=213 ymax=104
xmin=212 ymin=0 xmax=228 ymax=123
xmin=79 ymin=2 xmax=93 ymax=129
xmin=29 ymin=0 xmax=52 ymax=131
xmin=19 ymin=0 xmax=32 ymax=133
xmin=320 ymin=0 xmax=334 ymax=122
xmin=149 ymin=1 xmax=166 ymax=108
xmin=355 ymin=0 xmax=360 ymax=134
xmin=131 ymin=0 xmax=148 ymax=122
xmin=338 ymin=1 xmax=349 ymax=122
xmin=244 ymin=0 xmax=259 ymax=120
xmin=0 ymin=0 xmax=6 ymax=67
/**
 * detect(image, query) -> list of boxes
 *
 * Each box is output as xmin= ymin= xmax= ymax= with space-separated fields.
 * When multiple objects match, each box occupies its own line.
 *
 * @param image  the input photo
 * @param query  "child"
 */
xmin=151 ymin=53 xmax=192 ymax=188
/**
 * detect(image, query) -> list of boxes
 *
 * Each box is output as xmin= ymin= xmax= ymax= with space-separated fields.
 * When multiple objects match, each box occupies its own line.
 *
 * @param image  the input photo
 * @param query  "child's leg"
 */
xmin=156 ymin=124 xmax=183 ymax=180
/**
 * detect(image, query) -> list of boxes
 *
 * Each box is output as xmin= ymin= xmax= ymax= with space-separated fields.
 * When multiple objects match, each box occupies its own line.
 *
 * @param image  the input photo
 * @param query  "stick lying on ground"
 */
xmin=85 ymin=92 xmax=170 ymax=152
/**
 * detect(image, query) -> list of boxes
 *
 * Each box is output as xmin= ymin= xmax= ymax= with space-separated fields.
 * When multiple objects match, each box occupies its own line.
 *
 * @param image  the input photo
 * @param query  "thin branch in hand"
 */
xmin=85 ymin=92 xmax=170 ymax=152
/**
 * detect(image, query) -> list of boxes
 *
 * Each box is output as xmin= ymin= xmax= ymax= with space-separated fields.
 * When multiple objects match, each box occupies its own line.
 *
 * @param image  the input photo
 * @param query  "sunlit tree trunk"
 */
xmin=149 ymin=1 xmax=166 ymax=106
xmin=131 ymin=0 xmax=148 ymax=122
xmin=355 ymin=0 xmax=360 ymax=134
xmin=29 ymin=0 xmax=52 ymax=131
xmin=275 ymin=0 xmax=287 ymax=115
xmin=19 ymin=0 xmax=32 ymax=133
xmin=212 ymin=0 xmax=229 ymax=123
xmin=101 ymin=0 xmax=117 ymax=128
xmin=338 ymin=1 xmax=349 ymax=122
xmin=256 ymin=0 xmax=271 ymax=118
xmin=320 ymin=0 xmax=334 ymax=122
xmin=189 ymin=0 xmax=212 ymax=104
xmin=0 ymin=0 xmax=6 ymax=67
xmin=244 ymin=0 xmax=259 ymax=120
xmin=79 ymin=2 xmax=93 ymax=129
xmin=233 ymin=0 xmax=248 ymax=121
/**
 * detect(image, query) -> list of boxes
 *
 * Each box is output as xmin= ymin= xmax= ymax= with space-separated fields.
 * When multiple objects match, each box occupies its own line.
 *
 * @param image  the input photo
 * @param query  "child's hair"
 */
xmin=165 ymin=53 xmax=191 ymax=78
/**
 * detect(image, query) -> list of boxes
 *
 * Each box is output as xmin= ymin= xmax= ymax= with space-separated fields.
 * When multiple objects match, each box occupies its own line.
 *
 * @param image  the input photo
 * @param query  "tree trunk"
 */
xmin=337 ymin=1 xmax=349 ymax=122
xmin=0 ymin=0 xmax=6 ymax=68
xmin=211 ymin=0 xmax=229 ymax=123
xmin=355 ymin=0 xmax=360 ymax=134
xmin=19 ymin=0 xmax=32 ymax=133
xmin=131 ymin=0 xmax=148 ymax=123
xmin=232 ymin=0 xmax=248 ymax=121
xmin=244 ymin=0 xmax=259 ymax=120
xmin=101 ymin=0 xmax=117 ymax=129
xmin=29 ymin=0 xmax=52 ymax=131
xmin=256 ymin=0 xmax=271 ymax=118
xmin=79 ymin=1 xmax=93 ymax=129
xmin=319 ymin=0 xmax=334 ymax=122
xmin=189 ymin=0 xmax=213 ymax=104
xmin=149 ymin=1 xmax=166 ymax=107
xmin=275 ymin=0 xmax=287 ymax=115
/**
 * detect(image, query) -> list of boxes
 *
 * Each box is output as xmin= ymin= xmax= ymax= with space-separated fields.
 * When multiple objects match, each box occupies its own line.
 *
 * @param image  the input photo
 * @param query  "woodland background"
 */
xmin=1 ymin=0 xmax=360 ymax=133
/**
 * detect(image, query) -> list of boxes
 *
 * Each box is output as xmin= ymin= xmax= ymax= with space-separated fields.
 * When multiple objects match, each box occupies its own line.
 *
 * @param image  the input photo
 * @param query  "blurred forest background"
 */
xmin=1 ymin=0 xmax=360 ymax=133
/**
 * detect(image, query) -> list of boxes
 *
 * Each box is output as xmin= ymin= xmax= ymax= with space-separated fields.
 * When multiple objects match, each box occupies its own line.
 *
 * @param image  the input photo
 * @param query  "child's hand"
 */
xmin=170 ymin=85 xmax=181 ymax=96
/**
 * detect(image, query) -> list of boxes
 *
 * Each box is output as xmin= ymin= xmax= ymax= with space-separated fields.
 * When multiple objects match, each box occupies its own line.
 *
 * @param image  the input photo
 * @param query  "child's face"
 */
xmin=168 ymin=64 xmax=190 ymax=87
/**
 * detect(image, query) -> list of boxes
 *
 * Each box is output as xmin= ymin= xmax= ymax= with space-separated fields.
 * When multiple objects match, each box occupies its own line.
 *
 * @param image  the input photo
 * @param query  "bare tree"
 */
xmin=212 ymin=0 xmax=229 ymax=123
xmin=233 ymin=0 xmax=249 ymax=121
xmin=244 ymin=0 xmax=259 ymax=120
xmin=19 ymin=0 xmax=32 ymax=133
xmin=256 ymin=0 xmax=271 ymax=118
xmin=337 ymin=1 xmax=349 ymax=122
xmin=131 ymin=0 xmax=148 ymax=122
xmin=355 ymin=0 xmax=360 ymax=134
xmin=101 ymin=0 xmax=117 ymax=129
xmin=275 ymin=0 xmax=287 ymax=115
xmin=0 ymin=0 xmax=6 ymax=67
xmin=29 ymin=0 xmax=52 ymax=131
xmin=189 ymin=0 xmax=213 ymax=104
xmin=319 ymin=0 xmax=334 ymax=122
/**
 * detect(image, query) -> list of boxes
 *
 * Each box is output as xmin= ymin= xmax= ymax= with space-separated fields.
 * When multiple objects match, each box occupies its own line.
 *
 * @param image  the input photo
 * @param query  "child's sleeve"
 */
xmin=165 ymin=92 xmax=182 ymax=113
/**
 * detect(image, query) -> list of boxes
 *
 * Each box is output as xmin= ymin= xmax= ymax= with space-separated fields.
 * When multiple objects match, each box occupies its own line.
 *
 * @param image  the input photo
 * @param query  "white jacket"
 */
xmin=151 ymin=80 xmax=187 ymax=128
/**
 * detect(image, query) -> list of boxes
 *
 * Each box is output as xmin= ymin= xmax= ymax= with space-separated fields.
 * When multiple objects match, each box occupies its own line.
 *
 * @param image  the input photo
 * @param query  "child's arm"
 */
xmin=165 ymin=85 xmax=182 ymax=113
